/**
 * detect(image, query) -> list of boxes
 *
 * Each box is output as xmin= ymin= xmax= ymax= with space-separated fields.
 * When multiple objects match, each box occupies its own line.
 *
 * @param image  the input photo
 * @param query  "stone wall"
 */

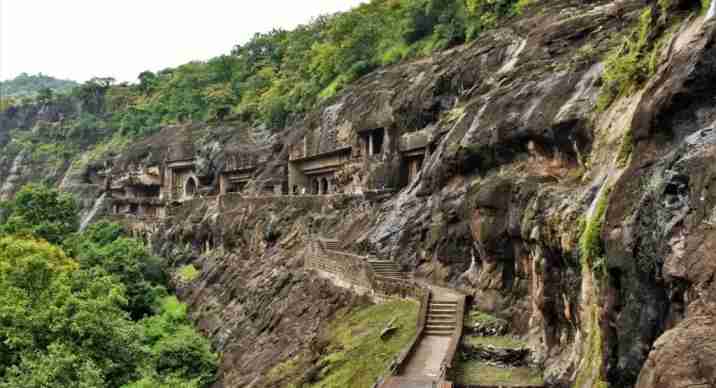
xmin=305 ymin=244 xmax=375 ymax=294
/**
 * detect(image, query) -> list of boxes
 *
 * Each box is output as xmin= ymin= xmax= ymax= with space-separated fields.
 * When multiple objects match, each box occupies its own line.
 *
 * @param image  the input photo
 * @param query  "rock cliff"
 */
xmin=2 ymin=1 xmax=716 ymax=387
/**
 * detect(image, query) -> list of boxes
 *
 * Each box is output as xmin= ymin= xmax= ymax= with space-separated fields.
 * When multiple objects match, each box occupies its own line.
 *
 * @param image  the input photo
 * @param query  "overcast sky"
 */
xmin=0 ymin=0 xmax=366 ymax=83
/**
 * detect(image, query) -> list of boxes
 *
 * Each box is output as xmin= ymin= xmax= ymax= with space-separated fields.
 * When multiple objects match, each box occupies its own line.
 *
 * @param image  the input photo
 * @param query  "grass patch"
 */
xmin=308 ymin=299 xmax=419 ymax=388
xmin=178 ymin=264 xmax=200 ymax=283
xmin=579 ymin=186 xmax=612 ymax=279
xmin=616 ymin=129 xmax=634 ymax=167
xmin=465 ymin=310 xmax=507 ymax=328
xmin=597 ymin=9 xmax=654 ymax=111
xmin=265 ymin=356 xmax=303 ymax=388
xmin=514 ymin=0 xmax=536 ymax=14
xmin=464 ymin=335 xmax=527 ymax=349
xmin=597 ymin=8 xmax=680 ymax=111
xmin=444 ymin=105 xmax=466 ymax=123
xmin=453 ymin=361 xmax=543 ymax=386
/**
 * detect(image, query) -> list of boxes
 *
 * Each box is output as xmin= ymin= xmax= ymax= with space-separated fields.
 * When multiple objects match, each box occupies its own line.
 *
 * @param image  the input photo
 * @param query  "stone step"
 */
xmin=428 ymin=307 xmax=457 ymax=313
xmin=427 ymin=322 xmax=455 ymax=328
xmin=430 ymin=301 xmax=457 ymax=305
xmin=428 ymin=313 xmax=456 ymax=319
xmin=429 ymin=302 xmax=457 ymax=308
xmin=427 ymin=317 xmax=456 ymax=323
xmin=424 ymin=329 xmax=454 ymax=336
xmin=323 ymin=240 xmax=341 ymax=250
xmin=426 ymin=321 xmax=456 ymax=328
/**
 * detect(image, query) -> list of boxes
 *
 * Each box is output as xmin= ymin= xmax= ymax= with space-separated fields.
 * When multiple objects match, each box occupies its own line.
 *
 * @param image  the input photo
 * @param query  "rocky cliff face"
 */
xmin=2 ymin=1 xmax=716 ymax=387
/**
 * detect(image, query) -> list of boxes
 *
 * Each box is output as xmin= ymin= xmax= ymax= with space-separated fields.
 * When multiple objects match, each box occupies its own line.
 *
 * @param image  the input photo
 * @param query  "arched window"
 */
xmin=185 ymin=177 xmax=197 ymax=198
xmin=312 ymin=179 xmax=320 ymax=195
xmin=321 ymin=178 xmax=329 ymax=195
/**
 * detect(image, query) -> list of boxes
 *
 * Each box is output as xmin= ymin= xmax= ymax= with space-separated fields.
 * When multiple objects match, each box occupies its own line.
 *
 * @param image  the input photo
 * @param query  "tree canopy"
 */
xmin=0 ymin=186 xmax=217 ymax=388
xmin=0 ymin=73 xmax=78 ymax=99
xmin=5 ymin=0 xmax=526 ymax=138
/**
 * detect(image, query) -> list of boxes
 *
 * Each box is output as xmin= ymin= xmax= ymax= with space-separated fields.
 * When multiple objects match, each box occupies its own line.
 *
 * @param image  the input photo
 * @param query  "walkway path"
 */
xmin=308 ymin=239 xmax=463 ymax=387
xmin=399 ymin=285 xmax=461 ymax=380
xmin=399 ymin=336 xmax=452 ymax=378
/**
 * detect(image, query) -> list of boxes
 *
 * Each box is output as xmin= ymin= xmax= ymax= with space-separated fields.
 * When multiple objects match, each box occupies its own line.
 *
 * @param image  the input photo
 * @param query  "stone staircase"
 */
xmin=322 ymin=239 xmax=341 ymax=250
xmin=369 ymin=259 xmax=408 ymax=280
xmin=425 ymin=300 xmax=458 ymax=336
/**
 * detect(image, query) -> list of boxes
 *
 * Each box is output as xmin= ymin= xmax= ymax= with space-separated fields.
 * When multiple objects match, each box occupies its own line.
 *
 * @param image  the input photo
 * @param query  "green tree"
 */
xmin=138 ymin=297 xmax=218 ymax=387
xmin=1 ymin=343 xmax=105 ymax=388
xmin=0 ymin=236 xmax=144 ymax=387
xmin=36 ymin=87 xmax=54 ymax=104
xmin=69 ymin=229 xmax=167 ymax=319
xmin=0 ymin=184 xmax=79 ymax=244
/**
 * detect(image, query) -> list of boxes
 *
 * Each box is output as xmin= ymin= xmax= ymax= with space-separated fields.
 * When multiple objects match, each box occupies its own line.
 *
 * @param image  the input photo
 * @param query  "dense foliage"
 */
xmin=2 ymin=0 xmax=527 ymax=139
xmin=0 ymin=73 xmax=78 ymax=99
xmin=114 ymin=0 xmax=525 ymax=132
xmin=0 ymin=184 xmax=79 ymax=244
xmin=0 ymin=186 xmax=217 ymax=388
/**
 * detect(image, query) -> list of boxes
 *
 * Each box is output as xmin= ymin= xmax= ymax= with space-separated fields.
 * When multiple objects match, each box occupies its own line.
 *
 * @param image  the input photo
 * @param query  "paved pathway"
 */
xmin=400 ymin=336 xmax=451 ymax=378
xmin=399 ymin=285 xmax=462 ymax=380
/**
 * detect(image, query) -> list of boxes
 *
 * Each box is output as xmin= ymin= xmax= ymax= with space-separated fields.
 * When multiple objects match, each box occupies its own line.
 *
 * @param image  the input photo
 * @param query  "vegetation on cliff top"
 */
xmin=0 ymin=73 xmax=78 ymax=99
xmin=2 ymin=0 xmax=527 ymax=137
xmin=0 ymin=185 xmax=217 ymax=388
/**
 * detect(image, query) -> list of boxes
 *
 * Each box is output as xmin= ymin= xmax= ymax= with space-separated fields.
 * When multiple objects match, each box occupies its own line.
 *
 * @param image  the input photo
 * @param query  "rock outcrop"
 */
xmin=2 ymin=1 xmax=716 ymax=387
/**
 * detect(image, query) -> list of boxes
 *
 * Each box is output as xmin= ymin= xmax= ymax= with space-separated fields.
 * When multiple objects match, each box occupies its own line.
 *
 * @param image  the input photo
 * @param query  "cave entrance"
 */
xmin=185 ymin=177 xmax=197 ymax=199
xmin=321 ymin=178 xmax=329 ymax=195
xmin=363 ymin=128 xmax=386 ymax=157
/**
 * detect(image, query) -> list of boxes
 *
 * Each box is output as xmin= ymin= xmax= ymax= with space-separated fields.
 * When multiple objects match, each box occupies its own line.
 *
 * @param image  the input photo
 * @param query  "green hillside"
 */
xmin=0 ymin=72 xmax=79 ymax=98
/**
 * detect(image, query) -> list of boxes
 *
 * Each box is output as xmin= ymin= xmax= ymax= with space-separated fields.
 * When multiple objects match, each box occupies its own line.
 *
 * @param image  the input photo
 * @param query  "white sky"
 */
xmin=0 ymin=0 xmax=366 ymax=83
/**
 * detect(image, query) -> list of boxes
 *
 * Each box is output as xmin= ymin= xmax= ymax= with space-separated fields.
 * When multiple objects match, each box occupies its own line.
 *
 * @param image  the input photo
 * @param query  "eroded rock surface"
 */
xmin=2 ymin=1 xmax=716 ymax=387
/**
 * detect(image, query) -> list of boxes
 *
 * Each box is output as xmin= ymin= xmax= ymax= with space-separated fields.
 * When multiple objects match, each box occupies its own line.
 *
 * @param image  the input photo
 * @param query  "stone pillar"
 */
xmin=219 ymin=174 xmax=227 ymax=195
xmin=368 ymin=133 xmax=374 ymax=156
xmin=166 ymin=169 xmax=173 ymax=200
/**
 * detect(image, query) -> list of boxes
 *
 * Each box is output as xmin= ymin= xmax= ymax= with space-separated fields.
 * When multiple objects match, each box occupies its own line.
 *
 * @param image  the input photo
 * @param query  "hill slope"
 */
xmin=0 ymin=73 xmax=78 ymax=98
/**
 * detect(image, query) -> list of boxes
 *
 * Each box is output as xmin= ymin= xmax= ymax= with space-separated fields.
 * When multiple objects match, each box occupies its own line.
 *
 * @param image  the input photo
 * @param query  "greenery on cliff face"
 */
xmin=2 ymin=0 xmax=526 ymax=138
xmin=264 ymin=299 xmax=419 ymax=388
xmin=0 ymin=73 xmax=78 ymax=99
xmin=597 ymin=1 xmax=700 ymax=111
xmin=0 ymin=185 xmax=217 ymax=388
